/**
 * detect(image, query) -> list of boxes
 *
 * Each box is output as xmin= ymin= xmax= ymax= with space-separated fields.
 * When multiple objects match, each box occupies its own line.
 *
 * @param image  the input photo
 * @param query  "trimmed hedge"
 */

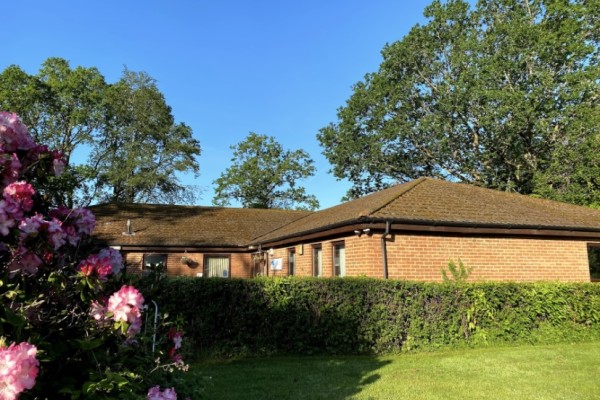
xmin=143 ymin=277 xmax=600 ymax=356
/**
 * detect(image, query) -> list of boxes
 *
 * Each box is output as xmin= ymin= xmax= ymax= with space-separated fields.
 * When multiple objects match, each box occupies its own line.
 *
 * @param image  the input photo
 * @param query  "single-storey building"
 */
xmin=91 ymin=178 xmax=600 ymax=282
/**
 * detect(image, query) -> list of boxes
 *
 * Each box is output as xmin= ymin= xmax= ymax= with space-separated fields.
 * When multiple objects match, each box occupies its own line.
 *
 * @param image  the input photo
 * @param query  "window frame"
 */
xmin=588 ymin=244 xmax=600 ymax=282
xmin=142 ymin=253 xmax=167 ymax=271
xmin=332 ymin=241 xmax=346 ymax=277
xmin=203 ymin=254 xmax=231 ymax=278
xmin=288 ymin=248 xmax=296 ymax=276
xmin=312 ymin=244 xmax=322 ymax=277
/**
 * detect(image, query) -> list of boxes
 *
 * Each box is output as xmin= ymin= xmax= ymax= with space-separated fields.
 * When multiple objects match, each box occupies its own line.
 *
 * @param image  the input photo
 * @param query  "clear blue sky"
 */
xmin=3 ymin=0 xmax=432 ymax=209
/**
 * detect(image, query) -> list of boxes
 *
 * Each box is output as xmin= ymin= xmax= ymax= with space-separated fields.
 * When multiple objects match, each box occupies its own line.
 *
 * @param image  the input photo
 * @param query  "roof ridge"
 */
xmin=366 ymin=177 xmax=429 ymax=217
xmin=249 ymin=208 xmax=318 ymax=243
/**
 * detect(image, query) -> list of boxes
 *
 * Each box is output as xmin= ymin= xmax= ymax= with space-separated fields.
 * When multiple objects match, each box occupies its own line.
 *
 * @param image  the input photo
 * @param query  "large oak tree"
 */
xmin=318 ymin=0 xmax=599 ymax=205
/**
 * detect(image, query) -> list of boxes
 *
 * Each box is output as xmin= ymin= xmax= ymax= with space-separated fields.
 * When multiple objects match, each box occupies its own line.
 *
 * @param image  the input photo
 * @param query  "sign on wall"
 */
xmin=270 ymin=258 xmax=283 ymax=270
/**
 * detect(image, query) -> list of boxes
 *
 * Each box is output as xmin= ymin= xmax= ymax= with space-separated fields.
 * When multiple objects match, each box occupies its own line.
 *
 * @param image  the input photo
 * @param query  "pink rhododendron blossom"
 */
xmin=168 ymin=328 xmax=184 ymax=350
xmin=46 ymin=218 xmax=66 ymax=250
xmin=78 ymin=254 xmax=113 ymax=281
xmin=7 ymin=246 xmax=42 ymax=277
xmin=19 ymin=215 xmax=66 ymax=250
xmin=0 ymin=200 xmax=16 ymax=236
xmin=71 ymin=207 xmax=95 ymax=235
xmin=147 ymin=386 xmax=177 ymax=400
xmin=4 ymin=181 xmax=35 ymax=212
xmin=107 ymin=285 xmax=144 ymax=337
xmin=0 ymin=341 xmax=39 ymax=400
xmin=1 ymin=153 xmax=21 ymax=185
xmin=0 ymin=112 xmax=35 ymax=152
xmin=98 ymin=247 xmax=124 ymax=274
xmin=19 ymin=213 xmax=44 ymax=237
xmin=90 ymin=300 xmax=107 ymax=321
xmin=49 ymin=206 xmax=95 ymax=245
xmin=52 ymin=151 xmax=66 ymax=176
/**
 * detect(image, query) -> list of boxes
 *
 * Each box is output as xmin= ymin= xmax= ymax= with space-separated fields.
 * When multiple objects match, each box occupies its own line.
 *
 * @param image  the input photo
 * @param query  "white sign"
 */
xmin=270 ymin=258 xmax=283 ymax=270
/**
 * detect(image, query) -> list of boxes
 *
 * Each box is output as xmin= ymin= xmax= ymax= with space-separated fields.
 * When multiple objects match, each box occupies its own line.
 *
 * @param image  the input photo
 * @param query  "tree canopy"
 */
xmin=213 ymin=133 xmax=319 ymax=210
xmin=0 ymin=58 xmax=201 ymax=206
xmin=318 ymin=0 xmax=600 ymax=205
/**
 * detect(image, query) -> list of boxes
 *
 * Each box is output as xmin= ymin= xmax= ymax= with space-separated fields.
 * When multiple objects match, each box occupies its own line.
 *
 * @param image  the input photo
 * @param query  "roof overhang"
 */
xmin=255 ymin=219 xmax=600 ymax=248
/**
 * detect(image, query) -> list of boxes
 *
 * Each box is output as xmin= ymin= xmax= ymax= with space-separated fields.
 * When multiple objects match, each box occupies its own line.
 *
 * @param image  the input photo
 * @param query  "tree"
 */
xmin=317 ymin=0 xmax=600 ymax=202
xmin=0 ymin=59 xmax=107 ymax=206
xmin=87 ymin=69 xmax=201 ymax=204
xmin=0 ymin=59 xmax=202 ymax=205
xmin=213 ymin=133 xmax=319 ymax=210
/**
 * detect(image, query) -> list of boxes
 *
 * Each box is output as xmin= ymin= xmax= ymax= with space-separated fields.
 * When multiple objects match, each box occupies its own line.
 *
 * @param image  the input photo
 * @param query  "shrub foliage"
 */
xmin=152 ymin=277 xmax=600 ymax=356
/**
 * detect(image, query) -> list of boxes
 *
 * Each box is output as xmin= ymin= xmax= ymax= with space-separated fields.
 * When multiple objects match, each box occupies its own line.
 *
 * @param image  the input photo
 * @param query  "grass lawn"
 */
xmin=187 ymin=342 xmax=600 ymax=399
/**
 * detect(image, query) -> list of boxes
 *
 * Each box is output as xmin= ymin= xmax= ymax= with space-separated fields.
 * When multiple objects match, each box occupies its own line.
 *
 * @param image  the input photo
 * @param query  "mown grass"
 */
xmin=187 ymin=342 xmax=600 ymax=399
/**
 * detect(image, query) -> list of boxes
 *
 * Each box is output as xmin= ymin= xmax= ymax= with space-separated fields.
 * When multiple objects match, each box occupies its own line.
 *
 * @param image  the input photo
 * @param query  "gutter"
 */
xmin=254 ymin=218 xmax=600 ymax=248
xmin=381 ymin=221 xmax=391 ymax=279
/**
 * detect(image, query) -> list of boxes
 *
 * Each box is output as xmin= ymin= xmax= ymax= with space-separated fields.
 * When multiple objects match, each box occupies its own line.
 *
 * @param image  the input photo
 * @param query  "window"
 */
xmin=333 ymin=242 xmax=346 ymax=277
xmin=205 ymin=255 xmax=230 ymax=278
xmin=143 ymin=254 xmax=167 ymax=270
xmin=589 ymin=246 xmax=600 ymax=282
xmin=288 ymin=248 xmax=296 ymax=276
xmin=313 ymin=245 xmax=322 ymax=277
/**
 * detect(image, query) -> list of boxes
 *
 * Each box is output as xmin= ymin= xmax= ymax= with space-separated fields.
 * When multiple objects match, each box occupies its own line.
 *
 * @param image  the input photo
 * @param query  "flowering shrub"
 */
xmin=0 ymin=341 xmax=38 ymax=400
xmin=0 ymin=112 xmax=193 ymax=398
xmin=147 ymin=386 xmax=178 ymax=400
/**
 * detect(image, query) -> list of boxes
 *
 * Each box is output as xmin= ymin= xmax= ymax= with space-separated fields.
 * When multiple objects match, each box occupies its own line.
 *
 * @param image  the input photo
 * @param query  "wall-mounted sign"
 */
xmin=270 ymin=258 xmax=283 ymax=270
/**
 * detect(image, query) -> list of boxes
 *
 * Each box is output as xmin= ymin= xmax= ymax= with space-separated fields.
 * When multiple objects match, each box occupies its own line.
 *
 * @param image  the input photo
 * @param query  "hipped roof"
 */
xmin=253 ymin=178 xmax=600 ymax=243
xmin=91 ymin=203 xmax=309 ymax=248
xmin=92 ymin=178 xmax=600 ymax=248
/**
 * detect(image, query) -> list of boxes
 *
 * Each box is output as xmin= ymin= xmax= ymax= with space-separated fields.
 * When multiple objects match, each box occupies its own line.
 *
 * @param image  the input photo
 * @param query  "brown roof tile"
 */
xmin=91 ymin=179 xmax=600 ymax=248
xmin=253 ymin=178 xmax=600 ymax=242
xmin=90 ymin=203 xmax=310 ymax=248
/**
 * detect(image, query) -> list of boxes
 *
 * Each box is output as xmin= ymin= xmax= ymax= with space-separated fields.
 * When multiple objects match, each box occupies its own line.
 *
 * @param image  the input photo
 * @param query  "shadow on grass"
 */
xmin=192 ymin=355 xmax=391 ymax=400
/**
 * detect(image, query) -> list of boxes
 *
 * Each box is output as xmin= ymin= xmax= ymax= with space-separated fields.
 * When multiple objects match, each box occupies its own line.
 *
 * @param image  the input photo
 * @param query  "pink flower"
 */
xmin=147 ymin=386 xmax=177 ymax=400
xmin=71 ymin=207 xmax=95 ymax=236
xmin=46 ymin=218 xmax=66 ymax=250
xmin=48 ymin=206 xmax=96 ymax=244
xmin=168 ymin=328 xmax=184 ymax=350
xmin=52 ymin=151 xmax=66 ymax=176
xmin=19 ymin=213 xmax=44 ymax=237
xmin=78 ymin=254 xmax=113 ymax=281
xmin=107 ymin=285 xmax=144 ymax=337
xmin=7 ymin=246 xmax=42 ymax=277
xmin=90 ymin=300 xmax=107 ymax=321
xmin=0 ymin=112 xmax=35 ymax=152
xmin=0 ymin=200 xmax=16 ymax=236
xmin=0 ymin=341 xmax=39 ymax=400
xmin=1 ymin=153 xmax=22 ymax=185
xmin=4 ymin=181 xmax=35 ymax=212
xmin=98 ymin=247 xmax=124 ymax=274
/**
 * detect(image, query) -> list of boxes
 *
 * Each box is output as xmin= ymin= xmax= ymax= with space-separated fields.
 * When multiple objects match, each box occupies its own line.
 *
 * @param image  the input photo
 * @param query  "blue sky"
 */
xmin=3 ymin=0 xmax=432 ymax=209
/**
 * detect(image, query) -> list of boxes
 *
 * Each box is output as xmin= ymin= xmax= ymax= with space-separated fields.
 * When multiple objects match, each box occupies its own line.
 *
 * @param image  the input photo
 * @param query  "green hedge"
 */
xmin=143 ymin=277 xmax=600 ymax=356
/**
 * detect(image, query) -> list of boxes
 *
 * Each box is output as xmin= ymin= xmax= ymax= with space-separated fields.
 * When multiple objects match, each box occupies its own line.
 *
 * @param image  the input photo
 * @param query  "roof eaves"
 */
xmin=254 ymin=215 xmax=600 ymax=246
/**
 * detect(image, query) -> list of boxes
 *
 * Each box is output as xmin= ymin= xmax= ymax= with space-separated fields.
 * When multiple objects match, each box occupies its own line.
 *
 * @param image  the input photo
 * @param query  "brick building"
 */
xmin=92 ymin=178 xmax=600 ymax=282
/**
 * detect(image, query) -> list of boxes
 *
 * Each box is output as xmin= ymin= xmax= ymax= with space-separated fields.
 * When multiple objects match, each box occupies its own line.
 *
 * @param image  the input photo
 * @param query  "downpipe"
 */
xmin=381 ymin=221 xmax=391 ymax=279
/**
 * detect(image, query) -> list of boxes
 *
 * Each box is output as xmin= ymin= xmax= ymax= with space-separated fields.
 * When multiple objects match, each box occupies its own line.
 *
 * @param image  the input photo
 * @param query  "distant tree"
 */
xmin=213 ymin=133 xmax=319 ymax=210
xmin=317 ymin=0 xmax=600 ymax=202
xmin=0 ymin=59 xmax=202 ymax=205
xmin=87 ymin=69 xmax=201 ymax=204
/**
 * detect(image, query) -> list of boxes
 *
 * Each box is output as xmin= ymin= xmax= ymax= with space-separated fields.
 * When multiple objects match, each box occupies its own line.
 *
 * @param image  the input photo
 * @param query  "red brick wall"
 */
xmin=122 ymin=234 xmax=596 ymax=282
xmin=268 ymin=233 xmax=594 ymax=282
xmin=268 ymin=235 xmax=382 ymax=278
xmin=124 ymin=251 xmax=253 ymax=278
xmin=384 ymin=234 xmax=592 ymax=282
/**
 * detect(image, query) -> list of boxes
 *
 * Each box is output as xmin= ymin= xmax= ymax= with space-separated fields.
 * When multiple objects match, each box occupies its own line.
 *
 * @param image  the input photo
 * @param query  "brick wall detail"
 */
xmin=122 ymin=234 xmax=595 ymax=282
